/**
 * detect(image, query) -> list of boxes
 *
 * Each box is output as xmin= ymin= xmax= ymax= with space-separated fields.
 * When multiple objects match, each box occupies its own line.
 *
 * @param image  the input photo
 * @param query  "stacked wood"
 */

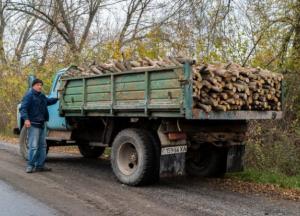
xmin=192 ymin=63 xmax=283 ymax=112
xmin=61 ymin=57 xmax=283 ymax=112
xmin=61 ymin=57 xmax=185 ymax=78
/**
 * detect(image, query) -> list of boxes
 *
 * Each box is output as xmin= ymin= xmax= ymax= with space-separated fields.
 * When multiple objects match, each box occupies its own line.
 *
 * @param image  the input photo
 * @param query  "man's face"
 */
xmin=32 ymin=83 xmax=43 ymax=92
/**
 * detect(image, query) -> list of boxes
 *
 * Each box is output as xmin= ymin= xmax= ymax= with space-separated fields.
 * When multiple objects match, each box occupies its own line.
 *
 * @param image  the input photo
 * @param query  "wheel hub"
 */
xmin=129 ymin=152 xmax=138 ymax=163
xmin=117 ymin=143 xmax=139 ymax=175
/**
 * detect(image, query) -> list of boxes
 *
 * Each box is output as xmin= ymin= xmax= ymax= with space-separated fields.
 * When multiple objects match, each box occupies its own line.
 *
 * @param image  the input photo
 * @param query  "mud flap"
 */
xmin=226 ymin=145 xmax=245 ymax=172
xmin=159 ymin=145 xmax=187 ymax=177
xmin=157 ymin=121 xmax=187 ymax=177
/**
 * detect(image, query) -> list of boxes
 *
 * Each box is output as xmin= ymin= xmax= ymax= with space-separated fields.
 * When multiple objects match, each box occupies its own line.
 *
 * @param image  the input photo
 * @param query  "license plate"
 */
xmin=161 ymin=145 xmax=187 ymax=155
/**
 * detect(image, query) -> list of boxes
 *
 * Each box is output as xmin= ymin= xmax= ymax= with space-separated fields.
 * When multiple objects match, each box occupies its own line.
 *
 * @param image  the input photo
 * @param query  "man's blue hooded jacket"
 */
xmin=20 ymin=89 xmax=58 ymax=128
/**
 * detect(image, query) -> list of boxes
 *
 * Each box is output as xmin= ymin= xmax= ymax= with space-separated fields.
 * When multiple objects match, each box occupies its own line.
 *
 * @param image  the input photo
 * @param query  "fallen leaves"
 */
xmin=210 ymin=178 xmax=300 ymax=201
xmin=0 ymin=135 xmax=18 ymax=144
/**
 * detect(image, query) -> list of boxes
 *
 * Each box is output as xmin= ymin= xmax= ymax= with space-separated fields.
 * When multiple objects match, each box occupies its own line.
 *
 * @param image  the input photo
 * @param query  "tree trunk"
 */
xmin=40 ymin=26 xmax=54 ymax=66
xmin=0 ymin=2 xmax=6 ymax=64
xmin=292 ymin=1 xmax=300 ymax=67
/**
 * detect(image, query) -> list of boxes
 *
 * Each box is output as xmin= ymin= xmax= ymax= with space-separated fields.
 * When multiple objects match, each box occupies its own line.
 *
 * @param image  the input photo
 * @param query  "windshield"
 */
xmin=51 ymin=74 xmax=62 ymax=94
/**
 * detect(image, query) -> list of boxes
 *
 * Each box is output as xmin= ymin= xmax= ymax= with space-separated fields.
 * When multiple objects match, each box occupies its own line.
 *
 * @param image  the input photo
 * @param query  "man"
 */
xmin=20 ymin=78 xmax=58 ymax=173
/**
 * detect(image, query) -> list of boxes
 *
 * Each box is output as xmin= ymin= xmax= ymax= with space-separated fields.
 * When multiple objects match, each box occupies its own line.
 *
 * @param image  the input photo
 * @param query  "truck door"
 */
xmin=46 ymin=72 xmax=67 ymax=130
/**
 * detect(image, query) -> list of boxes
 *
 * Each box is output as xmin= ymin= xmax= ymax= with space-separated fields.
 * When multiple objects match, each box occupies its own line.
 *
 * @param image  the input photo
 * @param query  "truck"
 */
xmin=15 ymin=61 xmax=283 ymax=186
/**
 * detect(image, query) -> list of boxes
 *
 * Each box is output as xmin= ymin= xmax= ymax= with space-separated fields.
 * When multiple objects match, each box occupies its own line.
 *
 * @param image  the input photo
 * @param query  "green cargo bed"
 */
xmin=59 ymin=63 xmax=283 ymax=120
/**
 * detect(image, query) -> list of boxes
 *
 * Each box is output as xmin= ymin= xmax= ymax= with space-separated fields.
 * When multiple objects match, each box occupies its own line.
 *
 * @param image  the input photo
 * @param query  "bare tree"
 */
xmin=116 ymin=0 xmax=186 ymax=49
xmin=118 ymin=0 xmax=152 ymax=46
xmin=0 ymin=1 xmax=39 ymax=65
xmin=240 ymin=0 xmax=300 ymax=68
xmin=39 ymin=25 xmax=55 ymax=66
xmin=13 ymin=15 xmax=37 ymax=62
xmin=8 ymin=0 xmax=105 ymax=58
xmin=0 ymin=1 xmax=8 ymax=64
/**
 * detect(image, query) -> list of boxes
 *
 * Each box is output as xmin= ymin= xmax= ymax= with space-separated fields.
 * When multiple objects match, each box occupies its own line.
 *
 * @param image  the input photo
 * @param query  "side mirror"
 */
xmin=27 ymin=75 xmax=36 ymax=89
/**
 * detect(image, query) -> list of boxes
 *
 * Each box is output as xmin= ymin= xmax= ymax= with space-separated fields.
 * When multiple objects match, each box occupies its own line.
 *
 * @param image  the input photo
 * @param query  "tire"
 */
xmin=78 ymin=142 xmax=105 ymax=158
xmin=186 ymin=144 xmax=227 ymax=177
xmin=19 ymin=126 xmax=49 ymax=161
xmin=19 ymin=126 xmax=29 ymax=160
xmin=111 ymin=128 xmax=157 ymax=186
xmin=144 ymin=130 xmax=160 ymax=183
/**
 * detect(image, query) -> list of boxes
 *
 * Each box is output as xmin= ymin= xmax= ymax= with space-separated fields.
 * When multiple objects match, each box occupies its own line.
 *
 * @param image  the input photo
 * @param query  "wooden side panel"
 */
xmin=115 ymin=73 xmax=145 ymax=83
xmin=86 ymin=77 xmax=111 ymax=85
xmin=115 ymin=81 xmax=144 ymax=92
xmin=149 ymin=69 xmax=182 ymax=108
xmin=87 ymin=93 xmax=111 ymax=102
xmin=61 ymin=67 xmax=184 ymax=116
xmin=62 ymin=79 xmax=83 ymax=109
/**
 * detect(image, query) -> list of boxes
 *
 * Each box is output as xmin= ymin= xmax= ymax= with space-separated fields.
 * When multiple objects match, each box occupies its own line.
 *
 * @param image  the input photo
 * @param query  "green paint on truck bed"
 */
xmin=60 ymin=67 xmax=184 ymax=117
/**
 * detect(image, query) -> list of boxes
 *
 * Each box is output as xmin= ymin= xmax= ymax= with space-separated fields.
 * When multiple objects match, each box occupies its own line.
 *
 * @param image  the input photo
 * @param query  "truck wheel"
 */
xmin=186 ymin=144 xmax=226 ymax=177
xmin=20 ymin=126 xmax=29 ymax=160
xmin=19 ymin=126 xmax=49 ymax=161
xmin=144 ymin=130 xmax=160 ymax=183
xmin=111 ymin=128 xmax=156 ymax=186
xmin=78 ymin=142 xmax=105 ymax=158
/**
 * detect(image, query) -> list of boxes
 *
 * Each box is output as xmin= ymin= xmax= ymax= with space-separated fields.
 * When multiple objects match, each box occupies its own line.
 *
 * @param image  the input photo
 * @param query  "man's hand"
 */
xmin=24 ymin=120 xmax=31 ymax=128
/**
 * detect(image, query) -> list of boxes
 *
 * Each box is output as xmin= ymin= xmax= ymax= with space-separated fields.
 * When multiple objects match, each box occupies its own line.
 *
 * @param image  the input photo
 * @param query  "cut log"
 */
xmin=197 ymin=103 xmax=212 ymax=112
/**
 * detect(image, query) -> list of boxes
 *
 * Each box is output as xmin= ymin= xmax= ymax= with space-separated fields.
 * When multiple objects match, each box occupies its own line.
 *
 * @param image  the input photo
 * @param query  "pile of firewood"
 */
xmin=192 ymin=63 xmax=283 ymax=112
xmin=62 ymin=57 xmax=283 ymax=112
xmin=62 ymin=57 xmax=189 ymax=78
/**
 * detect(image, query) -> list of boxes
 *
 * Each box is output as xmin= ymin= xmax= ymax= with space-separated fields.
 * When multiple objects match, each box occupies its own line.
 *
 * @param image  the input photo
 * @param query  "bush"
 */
xmin=0 ymin=62 xmax=61 ymax=135
xmin=246 ymin=123 xmax=300 ymax=176
xmin=245 ymin=73 xmax=300 ymax=176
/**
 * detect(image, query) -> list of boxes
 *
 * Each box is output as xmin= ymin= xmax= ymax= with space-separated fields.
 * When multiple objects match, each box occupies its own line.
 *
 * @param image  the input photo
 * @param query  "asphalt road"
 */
xmin=0 ymin=142 xmax=299 ymax=216
xmin=0 ymin=179 xmax=58 ymax=216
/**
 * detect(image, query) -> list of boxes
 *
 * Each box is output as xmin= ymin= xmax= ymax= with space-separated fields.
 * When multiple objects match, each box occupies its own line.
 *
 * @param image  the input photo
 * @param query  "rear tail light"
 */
xmin=167 ymin=132 xmax=187 ymax=141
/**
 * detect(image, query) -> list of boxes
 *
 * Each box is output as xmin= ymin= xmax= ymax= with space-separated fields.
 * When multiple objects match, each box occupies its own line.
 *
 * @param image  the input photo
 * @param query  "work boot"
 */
xmin=26 ymin=166 xmax=34 ymax=173
xmin=35 ymin=166 xmax=52 ymax=172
